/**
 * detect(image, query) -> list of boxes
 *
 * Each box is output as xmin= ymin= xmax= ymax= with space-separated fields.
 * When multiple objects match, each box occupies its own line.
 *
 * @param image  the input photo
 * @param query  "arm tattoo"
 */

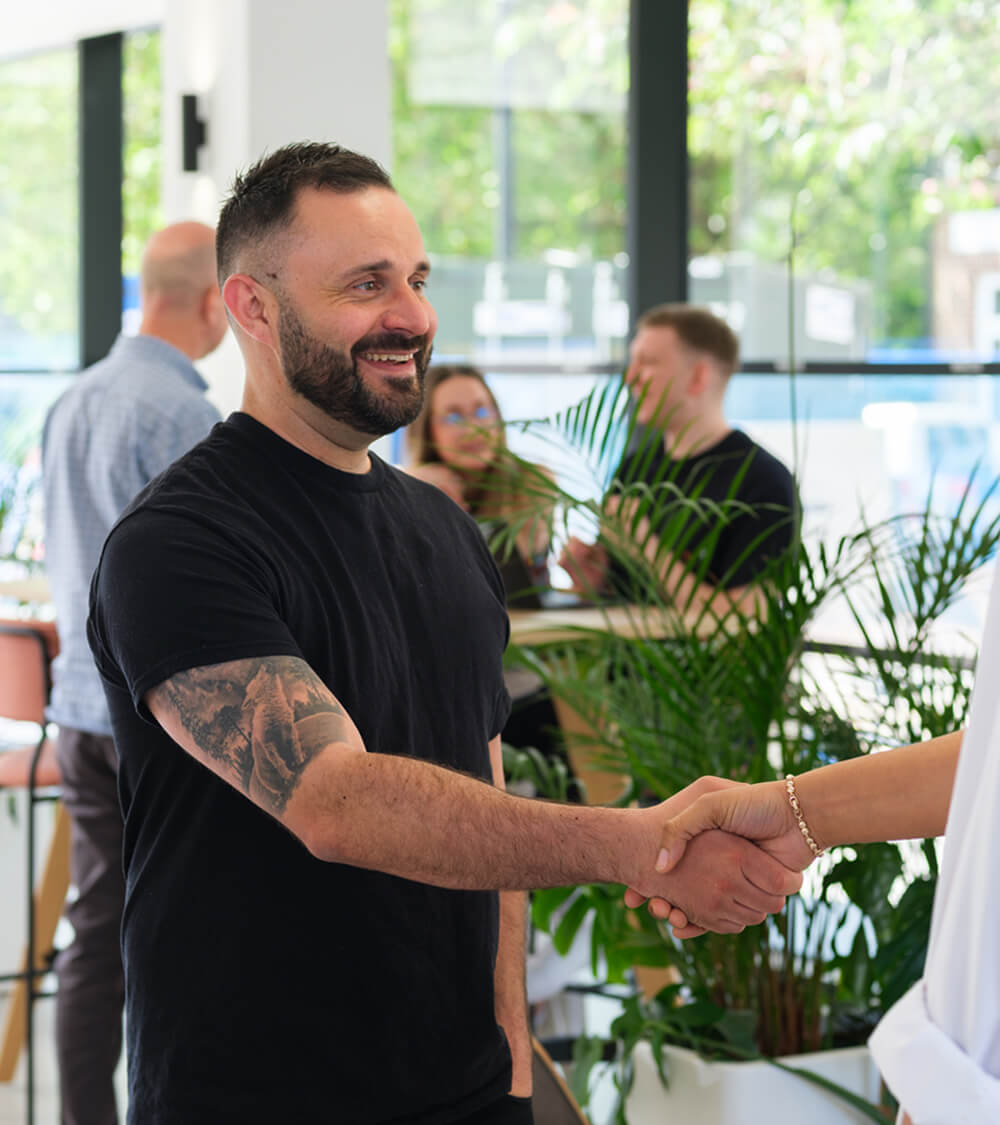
xmin=150 ymin=657 xmax=352 ymax=815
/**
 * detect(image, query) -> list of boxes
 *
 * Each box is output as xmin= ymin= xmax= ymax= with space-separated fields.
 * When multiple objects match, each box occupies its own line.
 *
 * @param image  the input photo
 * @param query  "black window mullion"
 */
xmin=79 ymin=32 xmax=123 ymax=369
xmin=626 ymin=0 xmax=688 ymax=331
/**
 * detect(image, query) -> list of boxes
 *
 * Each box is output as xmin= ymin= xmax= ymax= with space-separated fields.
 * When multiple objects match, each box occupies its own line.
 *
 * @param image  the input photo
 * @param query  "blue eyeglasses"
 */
xmin=436 ymin=405 xmax=498 ymax=427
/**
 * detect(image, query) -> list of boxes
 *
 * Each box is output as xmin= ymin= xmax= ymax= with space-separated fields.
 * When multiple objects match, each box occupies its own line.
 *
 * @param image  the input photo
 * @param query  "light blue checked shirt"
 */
xmin=42 ymin=334 xmax=221 ymax=734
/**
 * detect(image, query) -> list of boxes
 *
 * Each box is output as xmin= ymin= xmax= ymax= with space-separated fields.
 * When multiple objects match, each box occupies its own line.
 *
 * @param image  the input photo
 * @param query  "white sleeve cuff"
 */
xmin=869 ymin=982 xmax=1000 ymax=1124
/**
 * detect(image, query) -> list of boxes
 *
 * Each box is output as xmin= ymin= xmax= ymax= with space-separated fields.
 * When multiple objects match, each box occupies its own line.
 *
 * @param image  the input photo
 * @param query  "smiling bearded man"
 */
xmin=277 ymin=295 xmax=432 ymax=435
xmin=86 ymin=141 xmax=802 ymax=1125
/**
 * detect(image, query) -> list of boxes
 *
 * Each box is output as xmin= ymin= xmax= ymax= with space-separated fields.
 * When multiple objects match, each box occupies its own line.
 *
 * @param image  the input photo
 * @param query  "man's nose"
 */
xmin=384 ymin=284 xmax=433 ymax=339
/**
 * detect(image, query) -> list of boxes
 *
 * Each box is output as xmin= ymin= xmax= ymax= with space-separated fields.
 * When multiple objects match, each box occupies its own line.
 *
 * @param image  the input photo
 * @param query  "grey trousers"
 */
xmin=54 ymin=728 xmax=124 ymax=1125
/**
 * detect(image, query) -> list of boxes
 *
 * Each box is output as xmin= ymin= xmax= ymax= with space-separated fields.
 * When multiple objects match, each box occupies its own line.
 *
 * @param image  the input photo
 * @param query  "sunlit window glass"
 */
xmin=0 ymin=48 xmax=78 ymax=372
xmin=122 ymin=29 xmax=162 ymax=334
xmin=390 ymin=0 xmax=628 ymax=367
xmin=690 ymin=2 xmax=1000 ymax=365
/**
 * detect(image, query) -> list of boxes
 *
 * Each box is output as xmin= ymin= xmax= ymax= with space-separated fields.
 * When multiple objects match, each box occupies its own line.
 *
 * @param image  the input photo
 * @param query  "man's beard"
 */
xmin=278 ymin=302 xmax=431 ymax=436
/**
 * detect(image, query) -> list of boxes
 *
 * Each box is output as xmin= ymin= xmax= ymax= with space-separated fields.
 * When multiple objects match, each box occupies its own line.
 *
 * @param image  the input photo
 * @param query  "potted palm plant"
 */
xmin=493 ymin=379 xmax=1000 ymax=1123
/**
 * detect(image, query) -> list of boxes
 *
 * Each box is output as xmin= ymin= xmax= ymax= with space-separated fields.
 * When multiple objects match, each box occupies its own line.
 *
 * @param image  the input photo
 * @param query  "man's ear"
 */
xmin=222 ymin=274 xmax=278 ymax=348
xmin=688 ymin=358 xmax=716 ymax=397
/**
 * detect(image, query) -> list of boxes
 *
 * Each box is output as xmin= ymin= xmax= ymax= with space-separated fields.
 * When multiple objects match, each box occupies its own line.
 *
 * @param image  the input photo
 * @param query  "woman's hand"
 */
xmin=654 ymin=779 xmax=817 ymax=875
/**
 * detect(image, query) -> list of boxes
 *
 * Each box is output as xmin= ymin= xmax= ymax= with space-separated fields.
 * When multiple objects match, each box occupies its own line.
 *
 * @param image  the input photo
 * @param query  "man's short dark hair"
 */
xmin=216 ymin=141 xmax=394 ymax=284
xmin=637 ymin=303 xmax=740 ymax=378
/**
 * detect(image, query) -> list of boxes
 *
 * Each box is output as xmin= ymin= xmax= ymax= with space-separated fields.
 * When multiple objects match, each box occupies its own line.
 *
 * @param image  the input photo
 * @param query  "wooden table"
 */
xmin=509 ymin=602 xmax=701 ymax=646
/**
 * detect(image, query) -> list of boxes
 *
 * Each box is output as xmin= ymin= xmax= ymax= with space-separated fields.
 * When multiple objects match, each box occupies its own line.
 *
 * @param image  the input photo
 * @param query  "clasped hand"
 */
xmin=627 ymin=777 xmax=812 ymax=938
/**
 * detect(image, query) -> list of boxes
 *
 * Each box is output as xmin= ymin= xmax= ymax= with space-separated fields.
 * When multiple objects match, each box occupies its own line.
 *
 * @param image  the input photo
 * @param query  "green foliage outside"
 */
xmin=488 ymin=379 xmax=999 ymax=1120
xmin=3 ymin=4 xmax=1000 ymax=360
xmin=389 ymin=0 xmax=627 ymax=261
xmin=0 ymin=50 xmax=78 ymax=350
xmin=122 ymin=30 xmax=164 ymax=279
xmin=0 ymin=30 xmax=160 ymax=366
xmin=392 ymin=0 xmax=1000 ymax=349
xmin=688 ymin=0 xmax=1000 ymax=345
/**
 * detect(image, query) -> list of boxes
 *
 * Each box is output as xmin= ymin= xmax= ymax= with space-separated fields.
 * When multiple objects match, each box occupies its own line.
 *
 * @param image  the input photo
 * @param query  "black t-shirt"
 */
xmin=611 ymin=428 xmax=797 ymax=592
xmin=87 ymin=413 xmax=513 ymax=1125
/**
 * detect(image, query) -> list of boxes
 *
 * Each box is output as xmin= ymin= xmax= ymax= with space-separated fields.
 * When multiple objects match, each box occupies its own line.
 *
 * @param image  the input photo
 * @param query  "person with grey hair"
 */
xmin=42 ymin=220 xmax=227 ymax=1125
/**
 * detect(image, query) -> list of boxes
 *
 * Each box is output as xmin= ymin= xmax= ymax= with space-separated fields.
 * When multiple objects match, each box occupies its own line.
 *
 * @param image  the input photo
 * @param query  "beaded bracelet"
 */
xmin=784 ymin=774 xmax=824 ymax=857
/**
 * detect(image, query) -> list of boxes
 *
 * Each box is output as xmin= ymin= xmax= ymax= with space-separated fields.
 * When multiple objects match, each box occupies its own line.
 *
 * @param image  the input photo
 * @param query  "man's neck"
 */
xmin=661 ymin=416 xmax=733 ymax=459
xmin=138 ymin=320 xmax=201 ymax=361
xmin=240 ymin=384 xmax=374 ymax=474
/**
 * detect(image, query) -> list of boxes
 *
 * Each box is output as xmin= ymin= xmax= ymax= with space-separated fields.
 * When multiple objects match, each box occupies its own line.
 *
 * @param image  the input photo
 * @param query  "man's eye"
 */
xmin=412 ymin=277 xmax=428 ymax=291
xmin=355 ymin=280 xmax=379 ymax=292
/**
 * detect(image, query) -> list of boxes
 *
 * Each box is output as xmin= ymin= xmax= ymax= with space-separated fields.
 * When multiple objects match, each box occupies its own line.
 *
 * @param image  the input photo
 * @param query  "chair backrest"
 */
xmin=531 ymin=1037 xmax=590 ymax=1125
xmin=0 ymin=620 xmax=59 ymax=726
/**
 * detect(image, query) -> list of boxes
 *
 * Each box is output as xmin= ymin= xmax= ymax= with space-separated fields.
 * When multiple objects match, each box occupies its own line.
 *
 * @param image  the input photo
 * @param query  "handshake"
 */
xmin=621 ymin=732 xmax=956 ymax=936
xmin=622 ymin=774 xmax=824 ymax=939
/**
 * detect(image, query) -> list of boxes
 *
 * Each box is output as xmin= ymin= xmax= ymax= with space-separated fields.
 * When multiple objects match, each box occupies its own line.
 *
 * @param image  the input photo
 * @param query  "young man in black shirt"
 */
xmin=87 ymin=144 xmax=802 ymax=1125
xmin=561 ymin=304 xmax=797 ymax=612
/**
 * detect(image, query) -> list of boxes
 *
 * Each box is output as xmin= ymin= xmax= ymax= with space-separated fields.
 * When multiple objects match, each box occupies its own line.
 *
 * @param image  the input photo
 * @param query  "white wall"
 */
xmin=1 ymin=1 xmax=163 ymax=57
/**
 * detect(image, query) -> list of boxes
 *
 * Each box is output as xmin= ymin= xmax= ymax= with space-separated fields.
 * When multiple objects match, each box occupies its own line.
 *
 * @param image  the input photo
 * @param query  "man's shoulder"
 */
xmin=47 ymin=340 xmax=214 ymax=426
xmin=100 ymin=434 xmax=258 ymax=581
xmin=731 ymin=431 xmax=794 ymax=489
xmin=386 ymin=460 xmax=482 ymax=527
xmin=126 ymin=420 xmax=239 ymax=506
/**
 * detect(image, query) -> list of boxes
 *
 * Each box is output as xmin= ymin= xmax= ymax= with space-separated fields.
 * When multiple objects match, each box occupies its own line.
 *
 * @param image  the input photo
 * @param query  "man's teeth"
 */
xmin=363 ymin=352 xmax=414 ymax=363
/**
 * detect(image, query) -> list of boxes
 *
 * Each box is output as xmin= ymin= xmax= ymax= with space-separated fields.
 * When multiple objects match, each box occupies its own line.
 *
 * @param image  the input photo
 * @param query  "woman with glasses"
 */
xmin=405 ymin=364 xmax=553 ymax=599
xmin=406 ymin=364 xmax=575 ymax=790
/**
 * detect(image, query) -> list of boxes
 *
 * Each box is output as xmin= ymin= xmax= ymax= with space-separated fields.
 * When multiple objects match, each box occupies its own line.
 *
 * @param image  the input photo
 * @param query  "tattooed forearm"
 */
xmin=148 ymin=656 xmax=357 ymax=814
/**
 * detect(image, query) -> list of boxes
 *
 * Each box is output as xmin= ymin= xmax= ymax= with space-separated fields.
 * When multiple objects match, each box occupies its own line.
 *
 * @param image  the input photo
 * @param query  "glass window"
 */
xmin=689 ymin=2 xmax=1000 ymax=365
xmin=390 ymin=0 xmax=629 ymax=366
xmin=728 ymin=369 xmax=1000 ymax=641
xmin=0 ymin=48 xmax=78 ymax=373
xmin=122 ymin=28 xmax=162 ymax=334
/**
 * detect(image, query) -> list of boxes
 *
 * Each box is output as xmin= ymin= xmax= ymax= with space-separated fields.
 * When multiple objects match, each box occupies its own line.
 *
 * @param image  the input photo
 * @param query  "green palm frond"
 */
xmin=511 ymin=381 xmax=996 ymax=1080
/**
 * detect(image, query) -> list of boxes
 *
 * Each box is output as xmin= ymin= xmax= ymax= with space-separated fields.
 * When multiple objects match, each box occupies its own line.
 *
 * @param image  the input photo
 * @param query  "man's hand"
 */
xmin=626 ymin=779 xmax=816 ymax=937
xmin=558 ymin=535 xmax=609 ymax=596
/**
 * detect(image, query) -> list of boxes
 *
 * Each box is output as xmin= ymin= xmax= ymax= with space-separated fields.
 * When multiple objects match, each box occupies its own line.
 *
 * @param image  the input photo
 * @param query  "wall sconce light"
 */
xmin=182 ymin=94 xmax=207 ymax=172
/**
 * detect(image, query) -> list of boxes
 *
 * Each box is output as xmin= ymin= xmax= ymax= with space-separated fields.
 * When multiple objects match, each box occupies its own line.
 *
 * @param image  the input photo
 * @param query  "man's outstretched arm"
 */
xmin=146 ymin=654 xmax=802 ymax=926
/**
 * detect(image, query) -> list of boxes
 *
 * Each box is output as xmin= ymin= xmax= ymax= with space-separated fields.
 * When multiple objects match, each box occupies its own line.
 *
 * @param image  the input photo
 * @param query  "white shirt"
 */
xmin=869 ymin=563 xmax=1000 ymax=1123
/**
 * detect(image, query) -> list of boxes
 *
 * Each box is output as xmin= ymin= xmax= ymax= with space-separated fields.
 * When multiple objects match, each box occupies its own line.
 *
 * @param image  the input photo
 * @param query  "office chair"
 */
xmin=0 ymin=619 xmax=67 ymax=1125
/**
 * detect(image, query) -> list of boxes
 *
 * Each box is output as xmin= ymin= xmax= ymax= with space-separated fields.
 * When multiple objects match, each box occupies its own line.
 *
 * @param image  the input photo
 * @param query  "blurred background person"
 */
xmin=406 ymin=363 xmax=572 ymax=782
xmin=406 ymin=363 xmax=553 ymax=600
xmin=561 ymin=304 xmax=797 ymax=613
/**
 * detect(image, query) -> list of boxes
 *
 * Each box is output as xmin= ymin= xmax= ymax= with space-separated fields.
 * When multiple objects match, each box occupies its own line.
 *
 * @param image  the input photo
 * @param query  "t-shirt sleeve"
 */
xmin=88 ymin=505 xmax=301 ymax=721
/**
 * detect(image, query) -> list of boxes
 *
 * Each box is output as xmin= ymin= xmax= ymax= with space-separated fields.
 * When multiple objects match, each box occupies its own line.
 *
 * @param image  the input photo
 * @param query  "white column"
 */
xmin=160 ymin=0 xmax=391 ymax=410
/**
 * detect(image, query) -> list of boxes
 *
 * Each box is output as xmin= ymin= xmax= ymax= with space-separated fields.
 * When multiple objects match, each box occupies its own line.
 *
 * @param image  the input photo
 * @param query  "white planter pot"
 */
xmin=626 ymin=1041 xmax=883 ymax=1125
